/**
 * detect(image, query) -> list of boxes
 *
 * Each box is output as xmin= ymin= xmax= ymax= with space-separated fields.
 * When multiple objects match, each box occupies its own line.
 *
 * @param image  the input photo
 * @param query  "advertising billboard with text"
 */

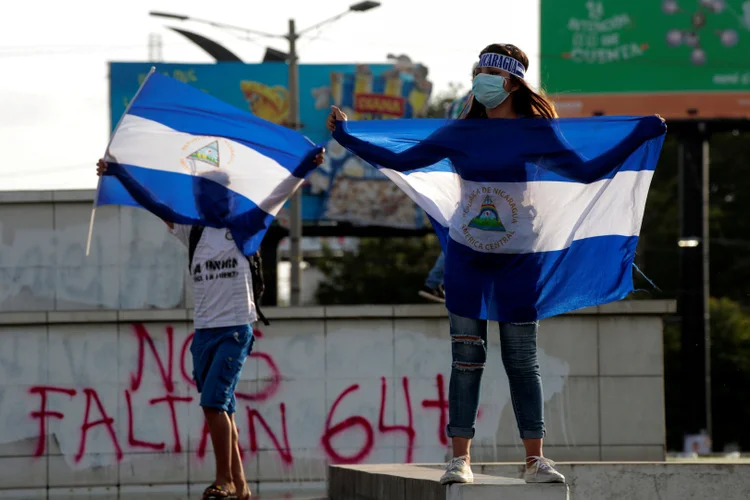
xmin=541 ymin=0 xmax=750 ymax=118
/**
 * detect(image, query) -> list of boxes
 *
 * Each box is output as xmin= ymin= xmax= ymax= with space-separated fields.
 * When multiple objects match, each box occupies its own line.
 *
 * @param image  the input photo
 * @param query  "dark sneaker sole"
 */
xmin=418 ymin=290 xmax=446 ymax=303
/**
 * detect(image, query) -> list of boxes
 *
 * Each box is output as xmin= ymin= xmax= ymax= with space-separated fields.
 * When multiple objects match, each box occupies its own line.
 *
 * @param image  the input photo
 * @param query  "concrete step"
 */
xmin=329 ymin=464 xmax=569 ymax=500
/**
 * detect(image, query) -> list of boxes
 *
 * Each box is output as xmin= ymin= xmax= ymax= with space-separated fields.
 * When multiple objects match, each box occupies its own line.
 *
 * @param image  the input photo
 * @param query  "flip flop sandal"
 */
xmin=202 ymin=484 xmax=237 ymax=500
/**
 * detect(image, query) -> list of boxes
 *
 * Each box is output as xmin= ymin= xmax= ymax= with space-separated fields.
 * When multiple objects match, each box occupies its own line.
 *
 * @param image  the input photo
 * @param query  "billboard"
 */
xmin=109 ymin=60 xmax=434 ymax=228
xmin=541 ymin=0 xmax=750 ymax=118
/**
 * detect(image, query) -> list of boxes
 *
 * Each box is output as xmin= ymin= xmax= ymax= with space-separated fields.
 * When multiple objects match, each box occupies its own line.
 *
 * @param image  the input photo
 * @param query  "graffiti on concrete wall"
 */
xmin=0 ymin=321 xmax=570 ymax=478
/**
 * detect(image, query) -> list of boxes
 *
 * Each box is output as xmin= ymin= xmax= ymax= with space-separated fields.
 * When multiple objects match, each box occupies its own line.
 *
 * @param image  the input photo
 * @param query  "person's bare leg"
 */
xmin=203 ymin=407 xmax=234 ymax=492
xmin=523 ymin=438 xmax=543 ymax=465
xmin=452 ymin=437 xmax=472 ymax=462
xmin=230 ymin=413 xmax=250 ymax=498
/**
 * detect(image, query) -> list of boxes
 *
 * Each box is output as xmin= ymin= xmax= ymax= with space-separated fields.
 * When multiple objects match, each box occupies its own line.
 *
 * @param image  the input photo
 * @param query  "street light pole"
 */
xmin=677 ymin=121 xmax=712 ymax=445
xmin=286 ymin=19 xmax=303 ymax=306
xmin=149 ymin=2 xmax=381 ymax=307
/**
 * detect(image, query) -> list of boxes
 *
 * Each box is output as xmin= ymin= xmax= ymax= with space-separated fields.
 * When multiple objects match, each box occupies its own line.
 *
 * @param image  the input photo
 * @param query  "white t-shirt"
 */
xmin=170 ymin=224 xmax=258 ymax=329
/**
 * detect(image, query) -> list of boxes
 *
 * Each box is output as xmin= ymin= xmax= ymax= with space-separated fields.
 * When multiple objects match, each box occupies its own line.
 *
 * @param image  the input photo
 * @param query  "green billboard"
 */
xmin=541 ymin=0 xmax=750 ymax=118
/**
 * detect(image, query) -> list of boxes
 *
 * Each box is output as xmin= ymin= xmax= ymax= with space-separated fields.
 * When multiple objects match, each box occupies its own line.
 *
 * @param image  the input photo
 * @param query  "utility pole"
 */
xmin=677 ymin=121 xmax=712 ymax=445
xmin=287 ymin=19 xmax=302 ymax=306
xmin=148 ymin=33 xmax=163 ymax=62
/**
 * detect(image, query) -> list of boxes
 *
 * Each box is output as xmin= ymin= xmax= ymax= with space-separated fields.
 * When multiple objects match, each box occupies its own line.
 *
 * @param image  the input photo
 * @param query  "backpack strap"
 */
xmin=248 ymin=251 xmax=270 ymax=326
xmin=188 ymin=225 xmax=205 ymax=274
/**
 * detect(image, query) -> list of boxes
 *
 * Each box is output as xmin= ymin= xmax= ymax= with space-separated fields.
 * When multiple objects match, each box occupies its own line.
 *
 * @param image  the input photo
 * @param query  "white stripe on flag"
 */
xmin=443 ymin=171 xmax=654 ymax=254
xmin=108 ymin=114 xmax=304 ymax=215
xmin=379 ymin=169 xmax=461 ymax=227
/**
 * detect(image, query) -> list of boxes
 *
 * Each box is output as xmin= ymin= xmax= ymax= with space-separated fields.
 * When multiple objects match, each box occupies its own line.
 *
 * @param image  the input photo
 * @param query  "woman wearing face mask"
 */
xmin=329 ymin=43 xmax=564 ymax=485
xmin=443 ymin=44 xmax=566 ymax=485
xmin=327 ymin=43 xmax=664 ymax=486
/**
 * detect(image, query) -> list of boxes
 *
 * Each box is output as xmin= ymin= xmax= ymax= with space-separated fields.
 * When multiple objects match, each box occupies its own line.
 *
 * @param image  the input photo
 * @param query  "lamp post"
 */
xmin=677 ymin=121 xmax=712 ymax=446
xmin=150 ymin=1 xmax=381 ymax=306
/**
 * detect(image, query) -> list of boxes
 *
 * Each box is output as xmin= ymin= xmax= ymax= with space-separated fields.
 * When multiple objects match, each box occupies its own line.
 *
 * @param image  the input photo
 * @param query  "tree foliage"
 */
xmin=664 ymin=297 xmax=750 ymax=451
xmin=425 ymin=82 xmax=466 ymax=118
xmin=636 ymin=129 xmax=750 ymax=302
xmin=315 ymin=236 xmax=442 ymax=305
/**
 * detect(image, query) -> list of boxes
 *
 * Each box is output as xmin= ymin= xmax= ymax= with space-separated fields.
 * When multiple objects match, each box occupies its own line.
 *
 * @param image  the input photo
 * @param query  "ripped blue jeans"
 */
xmin=447 ymin=312 xmax=545 ymax=440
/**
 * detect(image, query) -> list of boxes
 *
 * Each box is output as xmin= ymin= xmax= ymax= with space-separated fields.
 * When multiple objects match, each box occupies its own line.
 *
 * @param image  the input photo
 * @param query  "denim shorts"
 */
xmin=190 ymin=324 xmax=255 ymax=414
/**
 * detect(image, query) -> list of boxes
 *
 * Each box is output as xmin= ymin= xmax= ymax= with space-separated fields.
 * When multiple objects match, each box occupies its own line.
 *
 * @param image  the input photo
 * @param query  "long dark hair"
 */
xmin=463 ymin=43 xmax=557 ymax=120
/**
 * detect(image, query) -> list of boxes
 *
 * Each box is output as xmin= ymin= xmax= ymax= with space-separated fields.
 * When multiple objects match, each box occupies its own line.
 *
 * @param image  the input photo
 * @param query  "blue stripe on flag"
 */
xmin=333 ymin=116 xmax=666 ymax=184
xmin=98 ymin=163 xmax=275 ymax=254
xmin=444 ymin=234 xmax=639 ymax=322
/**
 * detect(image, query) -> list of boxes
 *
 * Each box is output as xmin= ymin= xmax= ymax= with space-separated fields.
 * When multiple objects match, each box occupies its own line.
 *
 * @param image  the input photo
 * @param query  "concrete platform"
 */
xmin=328 ymin=464 xmax=569 ymax=500
xmin=474 ymin=461 xmax=750 ymax=500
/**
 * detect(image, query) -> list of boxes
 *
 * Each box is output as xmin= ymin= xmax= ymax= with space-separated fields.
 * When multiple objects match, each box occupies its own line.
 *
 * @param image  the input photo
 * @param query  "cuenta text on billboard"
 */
xmin=541 ymin=0 xmax=750 ymax=118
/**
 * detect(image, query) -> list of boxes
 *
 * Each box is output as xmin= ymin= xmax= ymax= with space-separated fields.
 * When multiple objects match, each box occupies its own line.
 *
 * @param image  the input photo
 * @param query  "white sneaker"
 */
xmin=440 ymin=455 xmax=474 ymax=485
xmin=524 ymin=456 xmax=565 ymax=483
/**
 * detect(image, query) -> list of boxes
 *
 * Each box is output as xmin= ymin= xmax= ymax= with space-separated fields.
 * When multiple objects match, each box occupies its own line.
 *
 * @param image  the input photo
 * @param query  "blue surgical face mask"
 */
xmin=471 ymin=73 xmax=509 ymax=110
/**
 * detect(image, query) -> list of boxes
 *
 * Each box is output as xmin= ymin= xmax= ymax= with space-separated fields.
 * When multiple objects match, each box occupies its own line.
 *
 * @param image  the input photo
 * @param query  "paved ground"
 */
xmin=0 ymin=487 xmax=327 ymax=499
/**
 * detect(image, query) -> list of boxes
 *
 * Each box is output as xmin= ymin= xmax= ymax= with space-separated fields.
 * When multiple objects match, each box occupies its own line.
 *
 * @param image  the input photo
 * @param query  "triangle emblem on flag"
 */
xmin=187 ymin=140 xmax=220 ymax=168
xmin=469 ymin=195 xmax=506 ymax=232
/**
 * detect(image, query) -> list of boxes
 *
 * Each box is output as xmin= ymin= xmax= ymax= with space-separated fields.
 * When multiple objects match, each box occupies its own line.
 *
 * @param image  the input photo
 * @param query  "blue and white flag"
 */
xmin=96 ymin=71 xmax=322 ymax=256
xmin=332 ymin=115 xmax=667 ymax=322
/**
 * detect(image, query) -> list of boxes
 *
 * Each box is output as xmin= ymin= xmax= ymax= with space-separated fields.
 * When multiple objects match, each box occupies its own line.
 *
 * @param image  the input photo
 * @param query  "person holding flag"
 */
xmin=327 ymin=43 xmax=667 ymax=486
xmin=94 ymin=71 xmax=324 ymax=499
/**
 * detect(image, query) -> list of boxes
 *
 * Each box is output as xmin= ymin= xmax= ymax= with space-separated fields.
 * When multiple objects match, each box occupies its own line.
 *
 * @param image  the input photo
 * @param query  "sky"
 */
xmin=0 ymin=0 xmax=539 ymax=191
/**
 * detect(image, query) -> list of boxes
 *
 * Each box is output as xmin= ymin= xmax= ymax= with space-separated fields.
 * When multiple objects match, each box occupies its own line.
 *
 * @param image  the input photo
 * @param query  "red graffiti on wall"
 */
xmin=421 ymin=373 xmax=449 ymax=446
xmin=26 ymin=323 xmax=451 ymax=467
xmin=247 ymin=403 xmax=292 ymax=465
xmin=75 ymin=388 xmax=123 ymax=463
xmin=131 ymin=324 xmax=175 ymax=393
xmin=320 ymin=383 xmax=374 ymax=464
xmin=125 ymin=389 xmax=165 ymax=451
xmin=28 ymin=386 xmax=76 ymax=457
xmin=378 ymin=377 xmax=416 ymax=463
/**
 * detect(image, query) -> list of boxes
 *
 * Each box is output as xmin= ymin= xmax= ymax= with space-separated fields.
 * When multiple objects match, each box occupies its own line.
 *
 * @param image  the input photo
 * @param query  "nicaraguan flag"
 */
xmin=332 ymin=116 xmax=667 ymax=322
xmin=96 ymin=71 xmax=322 ymax=256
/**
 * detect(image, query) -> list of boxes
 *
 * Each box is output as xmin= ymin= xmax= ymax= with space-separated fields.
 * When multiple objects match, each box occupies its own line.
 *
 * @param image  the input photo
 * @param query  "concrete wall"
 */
xmin=0 ymin=191 xmax=189 ymax=311
xmin=0 ymin=302 xmax=671 ymax=495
